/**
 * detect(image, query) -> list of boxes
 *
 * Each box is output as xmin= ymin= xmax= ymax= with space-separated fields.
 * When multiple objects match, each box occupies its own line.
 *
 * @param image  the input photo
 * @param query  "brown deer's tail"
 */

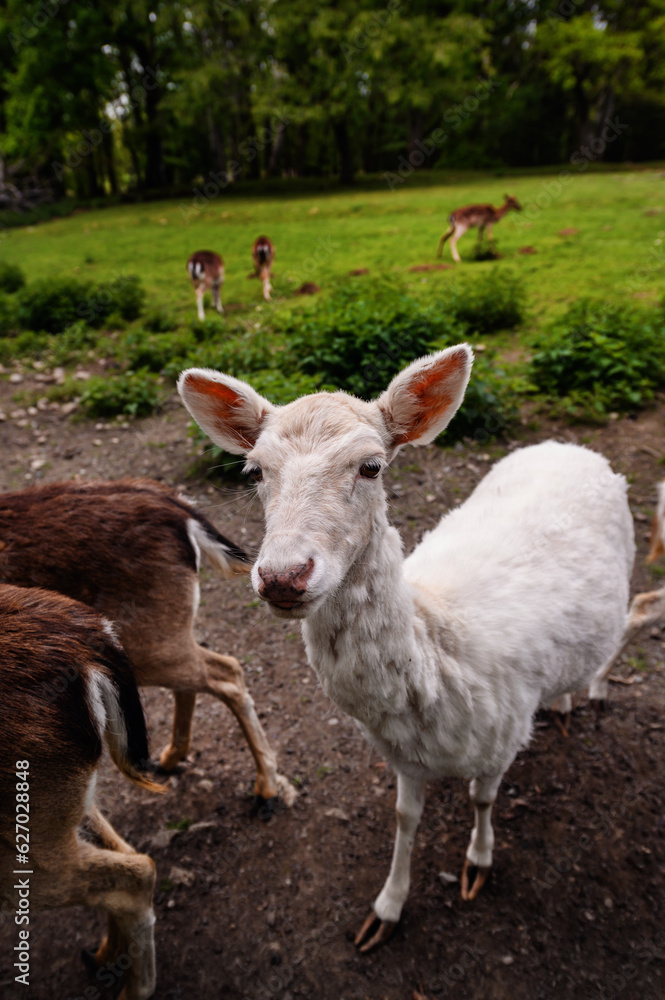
xmin=90 ymin=629 xmax=165 ymax=794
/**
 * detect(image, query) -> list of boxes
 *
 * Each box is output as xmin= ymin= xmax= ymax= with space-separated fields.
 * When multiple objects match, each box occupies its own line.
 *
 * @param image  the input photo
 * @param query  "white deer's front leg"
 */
xmin=461 ymin=773 xmax=503 ymax=901
xmin=355 ymin=771 xmax=426 ymax=952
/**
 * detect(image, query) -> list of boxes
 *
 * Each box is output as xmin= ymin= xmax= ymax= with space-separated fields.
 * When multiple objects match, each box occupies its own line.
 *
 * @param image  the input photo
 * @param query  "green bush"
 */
xmin=448 ymin=269 xmax=525 ymax=334
xmin=124 ymin=330 xmax=193 ymax=373
xmin=0 ymin=293 xmax=19 ymax=336
xmin=78 ymin=370 xmax=162 ymax=418
xmin=0 ymin=261 xmax=25 ymax=293
xmin=16 ymin=274 xmax=145 ymax=333
xmin=271 ymin=283 xmax=515 ymax=442
xmin=277 ymin=282 xmax=463 ymax=398
xmin=17 ymin=277 xmax=91 ymax=333
xmin=144 ymin=307 xmax=178 ymax=333
xmin=529 ymin=300 xmax=665 ymax=419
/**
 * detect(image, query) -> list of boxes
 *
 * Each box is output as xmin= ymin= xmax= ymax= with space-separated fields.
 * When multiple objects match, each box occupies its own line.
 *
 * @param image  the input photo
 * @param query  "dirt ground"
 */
xmin=0 ymin=373 xmax=664 ymax=1000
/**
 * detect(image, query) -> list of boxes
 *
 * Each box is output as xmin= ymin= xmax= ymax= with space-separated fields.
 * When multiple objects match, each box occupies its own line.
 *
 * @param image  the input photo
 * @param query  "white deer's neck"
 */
xmin=302 ymin=509 xmax=442 ymax=739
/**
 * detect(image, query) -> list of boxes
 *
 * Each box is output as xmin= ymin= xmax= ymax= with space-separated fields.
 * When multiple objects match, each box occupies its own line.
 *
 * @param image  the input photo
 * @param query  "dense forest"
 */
xmin=0 ymin=0 xmax=664 ymax=203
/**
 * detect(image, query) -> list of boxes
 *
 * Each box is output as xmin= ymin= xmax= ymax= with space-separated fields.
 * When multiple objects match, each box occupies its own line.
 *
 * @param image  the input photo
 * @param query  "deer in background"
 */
xmin=0 ymin=584 xmax=162 ymax=1000
xmin=249 ymin=235 xmax=275 ymax=301
xmin=437 ymin=194 xmax=522 ymax=262
xmin=187 ymin=250 xmax=224 ymax=320
xmin=179 ymin=349 xmax=634 ymax=952
xmin=589 ymin=479 xmax=665 ymax=701
xmin=0 ymin=479 xmax=296 ymax=814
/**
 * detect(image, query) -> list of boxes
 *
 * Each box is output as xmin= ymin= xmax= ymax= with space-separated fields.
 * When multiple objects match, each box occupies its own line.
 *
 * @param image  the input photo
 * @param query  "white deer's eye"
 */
xmin=244 ymin=465 xmax=263 ymax=483
xmin=359 ymin=461 xmax=382 ymax=479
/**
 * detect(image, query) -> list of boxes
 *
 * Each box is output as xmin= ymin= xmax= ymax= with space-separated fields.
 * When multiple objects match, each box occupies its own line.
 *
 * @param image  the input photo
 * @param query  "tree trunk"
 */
xmin=333 ymin=119 xmax=354 ymax=185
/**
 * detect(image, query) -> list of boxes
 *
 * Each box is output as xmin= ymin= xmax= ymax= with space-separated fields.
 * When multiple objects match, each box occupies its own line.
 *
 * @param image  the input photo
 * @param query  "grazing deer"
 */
xmin=589 ymin=480 xmax=665 ymax=701
xmin=249 ymin=235 xmax=275 ymax=301
xmin=0 ymin=480 xmax=295 ymax=813
xmin=0 ymin=583 xmax=162 ymax=1000
xmin=178 ymin=349 xmax=634 ymax=952
xmin=187 ymin=250 xmax=224 ymax=320
xmin=437 ymin=194 xmax=522 ymax=262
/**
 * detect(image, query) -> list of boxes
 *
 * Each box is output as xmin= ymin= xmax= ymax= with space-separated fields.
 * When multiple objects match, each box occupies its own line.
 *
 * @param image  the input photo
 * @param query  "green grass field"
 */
xmin=2 ymin=168 xmax=664 ymax=333
xmin=2 ymin=167 xmax=665 ymax=432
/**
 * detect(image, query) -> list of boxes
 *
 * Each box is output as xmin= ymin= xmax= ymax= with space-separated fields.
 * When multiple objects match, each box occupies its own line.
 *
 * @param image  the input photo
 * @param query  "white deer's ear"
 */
xmin=178 ymin=368 xmax=275 ymax=454
xmin=376 ymin=345 xmax=473 ymax=448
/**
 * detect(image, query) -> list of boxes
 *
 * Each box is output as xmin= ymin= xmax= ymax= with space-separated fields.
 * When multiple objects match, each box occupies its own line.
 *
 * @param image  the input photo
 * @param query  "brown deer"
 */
xmin=187 ymin=250 xmax=224 ymax=320
xmin=249 ymin=235 xmax=275 ymax=301
xmin=437 ymin=194 xmax=522 ymax=262
xmin=0 ymin=479 xmax=295 ymax=814
xmin=0 ymin=583 xmax=163 ymax=1000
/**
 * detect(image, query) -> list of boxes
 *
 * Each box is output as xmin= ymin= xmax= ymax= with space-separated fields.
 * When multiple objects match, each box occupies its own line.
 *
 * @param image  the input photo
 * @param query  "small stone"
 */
xmin=328 ymin=717 xmax=339 ymax=726
xmin=0 ymin=412 xmax=5 ymax=421
xmin=111 ymin=437 xmax=120 ymax=444
xmin=150 ymin=828 xmax=180 ymax=850
xmin=27 ymin=406 xmax=38 ymax=416
xmin=438 ymin=871 xmax=458 ymax=885
xmin=61 ymin=402 xmax=78 ymax=416
xmin=93 ymin=439 xmax=103 ymax=447
xmin=584 ymin=909 xmax=595 ymax=921
xmin=10 ymin=409 xmax=26 ymax=419
xmin=169 ymin=865 xmax=196 ymax=888
xmin=604 ymin=897 xmax=613 ymax=909
xmin=197 ymin=778 xmax=214 ymax=794
xmin=266 ymin=906 xmax=276 ymax=927
xmin=324 ymin=807 xmax=350 ymax=823
xmin=30 ymin=458 xmax=46 ymax=471
xmin=501 ymin=954 xmax=514 ymax=966
xmin=37 ymin=397 xmax=49 ymax=411
xmin=9 ymin=373 xmax=23 ymax=384
xmin=75 ymin=370 xmax=91 ymax=380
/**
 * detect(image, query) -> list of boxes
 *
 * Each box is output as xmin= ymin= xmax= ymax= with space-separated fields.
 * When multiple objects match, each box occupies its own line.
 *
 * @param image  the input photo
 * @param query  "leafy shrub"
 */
xmin=275 ymin=283 xmax=515 ymax=442
xmin=78 ymin=370 xmax=162 ymax=418
xmin=144 ymin=307 xmax=178 ymax=333
xmin=16 ymin=274 xmax=145 ymax=333
xmin=0 ymin=293 xmax=19 ymax=336
xmin=77 ymin=274 xmax=145 ymax=325
xmin=278 ymin=282 xmax=463 ymax=398
xmin=17 ymin=278 xmax=91 ymax=333
xmin=124 ymin=330 xmax=193 ymax=373
xmin=529 ymin=300 xmax=665 ymax=419
xmin=448 ymin=269 xmax=525 ymax=333
xmin=0 ymin=261 xmax=25 ymax=293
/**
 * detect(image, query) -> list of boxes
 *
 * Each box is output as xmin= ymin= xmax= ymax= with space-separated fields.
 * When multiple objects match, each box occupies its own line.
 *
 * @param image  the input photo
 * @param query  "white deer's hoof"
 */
xmin=460 ymin=859 xmax=491 ymax=901
xmin=354 ymin=910 xmax=397 ymax=953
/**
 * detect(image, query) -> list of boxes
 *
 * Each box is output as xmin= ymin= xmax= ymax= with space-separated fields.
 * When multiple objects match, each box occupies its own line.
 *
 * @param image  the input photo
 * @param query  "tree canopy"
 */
xmin=0 ymin=0 xmax=663 ymax=201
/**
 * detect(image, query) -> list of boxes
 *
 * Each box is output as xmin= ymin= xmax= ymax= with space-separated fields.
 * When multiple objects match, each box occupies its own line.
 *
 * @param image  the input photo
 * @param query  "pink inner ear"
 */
xmin=183 ymin=374 xmax=256 ymax=448
xmin=393 ymin=351 xmax=466 ymax=445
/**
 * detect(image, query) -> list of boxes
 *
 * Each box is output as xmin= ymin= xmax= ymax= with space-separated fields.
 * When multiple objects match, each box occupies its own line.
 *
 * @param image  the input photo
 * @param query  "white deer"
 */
xmin=178 ymin=347 xmax=635 ymax=952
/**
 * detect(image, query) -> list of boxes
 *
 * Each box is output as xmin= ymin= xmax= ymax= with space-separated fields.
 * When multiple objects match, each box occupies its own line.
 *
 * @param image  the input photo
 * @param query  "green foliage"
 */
xmin=144 ymin=307 xmax=178 ymax=333
xmin=529 ymin=300 xmax=665 ymax=420
xmin=277 ymin=282 xmax=462 ymax=398
xmin=0 ymin=293 xmax=19 ymax=337
xmin=271 ymin=283 xmax=516 ymax=442
xmin=78 ymin=370 xmax=162 ymax=418
xmin=0 ymin=261 xmax=25 ymax=293
xmin=15 ymin=275 xmax=145 ymax=333
xmin=123 ymin=330 xmax=192 ymax=373
xmin=17 ymin=278 xmax=91 ymax=334
xmin=448 ymin=270 xmax=525 ymax=334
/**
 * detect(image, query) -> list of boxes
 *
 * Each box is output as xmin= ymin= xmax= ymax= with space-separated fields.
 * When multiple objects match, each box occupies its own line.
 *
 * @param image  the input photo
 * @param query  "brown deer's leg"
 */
xmin=449 ymin=224 xmax=466 ymax=263
xmin=212 ymin=280 xmax=224 ymax=314
xmin=485 ymin=222 xmax=493 ymax=241
xmin=437 ymin=227 xmax=454 ymax=258
xmin=195 ymin=285 xmax=205 ymax=321
xmin=159 ymin=690 xmax=197 ymax=771
xmin=201 ymin=647 xmax=296 ymax=810
xmin=83 ymin=806 xmax=146 ymax=972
